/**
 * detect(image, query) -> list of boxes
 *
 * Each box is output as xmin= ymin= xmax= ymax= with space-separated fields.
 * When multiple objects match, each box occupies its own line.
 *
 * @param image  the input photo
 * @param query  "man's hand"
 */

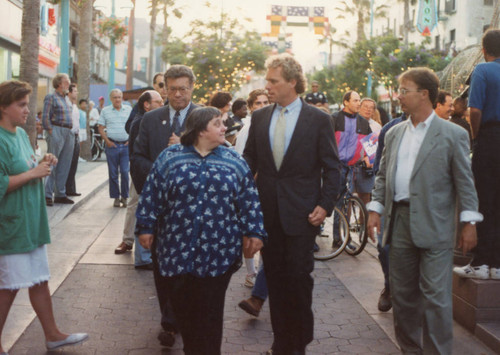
xmin=458 ymin=223 xmax=477 ymax=256
xmin=308 ymin=206 xmax=327 ymax=226
xmin=139 ymin=234 xmax=154 ymax=249
xmin=105 ymin=139 xmax=116 ymax=148
xmin=168 ymin=133 xmax=180 ymax=146
xmin=243 ymin=237 xmax=263 ymax=257
xmin=367 ymin=211 xmax=381 ymax=243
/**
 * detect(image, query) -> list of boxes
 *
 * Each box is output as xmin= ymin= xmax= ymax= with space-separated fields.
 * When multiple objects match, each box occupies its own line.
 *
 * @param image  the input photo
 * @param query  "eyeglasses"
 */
xmin=166 ymin=86 xmax=190 ymax=94
xmin=398 ymin=88 xmax=422 ymax=95
xmin=157 ymin=82 xmax=165 ymax=89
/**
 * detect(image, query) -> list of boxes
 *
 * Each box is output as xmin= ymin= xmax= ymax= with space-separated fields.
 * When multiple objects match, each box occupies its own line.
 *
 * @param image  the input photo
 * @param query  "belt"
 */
xmin=393 ymin=200 xmax=410 ymax=207
xmin=109 ymin=138 xmax=128 ymax=144
xmin=51 ymin=121 xmax=72 ymax=129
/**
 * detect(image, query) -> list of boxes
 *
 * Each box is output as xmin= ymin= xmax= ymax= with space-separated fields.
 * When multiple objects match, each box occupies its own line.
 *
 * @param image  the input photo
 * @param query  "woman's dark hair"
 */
xmin=209 ymin=91 xmax=232 ymax=109
xmin=0 ymin=80 xmax=32 ymax=120
xmin=181 ymin=107 xmax=221 ymax=146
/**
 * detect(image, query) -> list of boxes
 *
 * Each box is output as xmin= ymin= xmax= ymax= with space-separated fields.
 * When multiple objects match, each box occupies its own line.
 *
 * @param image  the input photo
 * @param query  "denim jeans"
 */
xmin=251 ymin=262 xmax=268 ymax=300
xmin=471 ymin=126 xmax=500 ymax=267
xmin=45 ymin=126 xmax=75 ymax=198
xmin=105 ymin=143 xmax=129 ymax=199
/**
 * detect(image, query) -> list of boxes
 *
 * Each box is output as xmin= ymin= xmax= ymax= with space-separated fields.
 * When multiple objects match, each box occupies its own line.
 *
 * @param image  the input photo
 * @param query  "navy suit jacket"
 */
xmin=243 ymin=99 xmax=341 ymax=237
xmin=131 ymin=103 xmax=198 ymax=193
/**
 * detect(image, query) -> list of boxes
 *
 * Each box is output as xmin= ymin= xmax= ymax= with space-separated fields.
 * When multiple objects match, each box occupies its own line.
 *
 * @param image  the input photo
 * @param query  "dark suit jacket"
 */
xmin=131 ymin=103 xmax=198 ymax=193
xmin=243 ymin=99 xmax=341 ymax=237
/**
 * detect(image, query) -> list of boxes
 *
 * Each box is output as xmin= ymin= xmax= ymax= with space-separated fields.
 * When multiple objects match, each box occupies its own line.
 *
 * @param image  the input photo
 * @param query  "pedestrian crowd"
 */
xmin=0 ymin=28 xmax=499 ymax=355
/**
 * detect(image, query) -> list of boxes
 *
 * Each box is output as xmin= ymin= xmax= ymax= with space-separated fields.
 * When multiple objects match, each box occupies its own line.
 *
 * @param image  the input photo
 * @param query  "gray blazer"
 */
xmin=372 ymin=113 xmax=478 ymax=249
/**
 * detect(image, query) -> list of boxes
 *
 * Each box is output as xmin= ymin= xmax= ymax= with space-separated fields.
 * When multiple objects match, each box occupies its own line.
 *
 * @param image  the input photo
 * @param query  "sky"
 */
xmin=93 ymin=0 xmax=359 ymax=71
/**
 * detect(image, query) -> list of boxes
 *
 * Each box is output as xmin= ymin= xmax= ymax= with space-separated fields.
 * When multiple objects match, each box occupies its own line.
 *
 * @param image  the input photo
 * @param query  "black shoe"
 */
xmin=45 ymin=197 xmax=53 ymax=206
xmin=54 ymin=196 xmax=75 ymax=204
xmin=67 ymin=192 xmax=82 ymax=197
xmin=134 ymin=263 xmax=153 ymax=270
xmin=378 ymin=287 xmax=392 ymax=312
xmin=157 ymin=331 xmax=175 ymax=347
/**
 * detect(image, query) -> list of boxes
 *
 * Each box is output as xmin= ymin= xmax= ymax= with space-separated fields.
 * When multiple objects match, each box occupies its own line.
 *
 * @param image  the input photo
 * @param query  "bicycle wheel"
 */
xmin=344 ymin=196 xmax=368 ymax=256
xmin=314 ymin=207 xmax=350 ymax=260
xmin=90 ymin=136 xmax=99 ymax=161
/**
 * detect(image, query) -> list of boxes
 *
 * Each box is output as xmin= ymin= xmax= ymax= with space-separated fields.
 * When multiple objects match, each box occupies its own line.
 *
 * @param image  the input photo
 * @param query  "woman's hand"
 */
xmin=139 ymin=234 xmax=154 ymax=249
xmin=31 ymin=161 xmax=53 ymax=179
xmin=41 ymin=153 xmax=58 ymax=167
xmin=243 ymin=237 xmax=263 ymax=257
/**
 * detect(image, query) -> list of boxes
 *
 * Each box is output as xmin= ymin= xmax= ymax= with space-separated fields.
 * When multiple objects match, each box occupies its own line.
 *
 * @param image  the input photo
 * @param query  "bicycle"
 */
xmin=90 ymin=125 xmax=105 ymax=161
xmin=338 ymin=164 xmax=369 ymax=256
xmin=314 ymin=206 xmax=350 ymax=260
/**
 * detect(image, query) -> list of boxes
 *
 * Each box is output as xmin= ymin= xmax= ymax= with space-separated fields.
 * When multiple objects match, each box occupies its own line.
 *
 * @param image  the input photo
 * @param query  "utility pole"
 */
xmin=126 ymin=0 xmax=135 ymax=90
xmin=366 ymin=0 xmax=374 ymax=98
xmin=108 ymin=0 xmax=116 ymax=92
xmin=59 ymin=0 xmax=70 ymax=74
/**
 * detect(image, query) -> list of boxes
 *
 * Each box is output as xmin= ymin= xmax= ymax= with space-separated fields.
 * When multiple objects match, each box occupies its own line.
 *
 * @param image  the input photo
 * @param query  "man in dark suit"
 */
xmin=244 ymin=54 xmax=341 ymax=355
xmin=131 ymin=65 xmax=198 ymax=347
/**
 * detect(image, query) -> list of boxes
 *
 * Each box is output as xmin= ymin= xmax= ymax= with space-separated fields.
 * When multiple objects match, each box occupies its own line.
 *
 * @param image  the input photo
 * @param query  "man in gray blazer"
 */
xmin=367 ymin=67 xmax=482 ymax=355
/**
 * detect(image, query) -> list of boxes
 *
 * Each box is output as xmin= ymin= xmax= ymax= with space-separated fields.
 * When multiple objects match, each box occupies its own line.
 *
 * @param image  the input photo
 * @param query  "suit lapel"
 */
xmin=389 ymin=124 xmax=406 ymax=194
xmin=261 ymin=104 xmax=275 ymax=166
xmin=410 ymin=115 xmax=441 ymax=180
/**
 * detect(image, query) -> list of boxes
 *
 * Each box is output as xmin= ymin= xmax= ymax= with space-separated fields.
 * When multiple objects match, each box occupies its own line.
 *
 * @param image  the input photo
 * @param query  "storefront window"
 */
xmin=11 ymin=52 xmax=20 ymax=79
xmin=0 ymin=48 xmax=7 ymax=82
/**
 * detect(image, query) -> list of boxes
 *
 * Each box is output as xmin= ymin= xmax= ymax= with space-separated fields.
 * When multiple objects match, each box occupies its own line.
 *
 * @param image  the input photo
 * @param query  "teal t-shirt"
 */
xmin=0 ymin=126 xmax=50 ymax=255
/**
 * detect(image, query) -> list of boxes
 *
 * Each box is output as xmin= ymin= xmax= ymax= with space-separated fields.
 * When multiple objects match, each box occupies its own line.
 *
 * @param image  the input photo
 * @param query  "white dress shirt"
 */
xmin=369 ymin=112 xmax=482 ymax=223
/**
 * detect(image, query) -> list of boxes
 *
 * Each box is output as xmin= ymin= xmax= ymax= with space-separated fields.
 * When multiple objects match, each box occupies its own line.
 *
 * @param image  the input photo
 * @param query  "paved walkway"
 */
xmin=3 ymin=156 xmax=495 ymax=354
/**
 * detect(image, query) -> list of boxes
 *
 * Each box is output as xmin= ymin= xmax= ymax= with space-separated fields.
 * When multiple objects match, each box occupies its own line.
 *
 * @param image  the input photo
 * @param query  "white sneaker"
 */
xmin=78 ymin=157 xmax=86 ymax=162
xmin=490 ymin=267 xmax=500 ymax=280
xmin=244 ymin=274 xmax=256 ymax=288
xmin=453 ymin=264 xmax=489 ymax=280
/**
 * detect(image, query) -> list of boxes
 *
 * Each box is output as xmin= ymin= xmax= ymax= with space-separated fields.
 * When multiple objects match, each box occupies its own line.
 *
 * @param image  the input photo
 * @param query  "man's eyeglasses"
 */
xmin=157 ymin=82 xmax=165 ymax=89
xmin=167 ymin=87 xmax=190 ymax=94
xmin=398 ymin=88 xmax=422 ymax=95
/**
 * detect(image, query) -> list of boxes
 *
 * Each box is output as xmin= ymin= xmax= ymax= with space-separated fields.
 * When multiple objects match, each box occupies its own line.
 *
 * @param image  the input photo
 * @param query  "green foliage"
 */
xmin=95 ymin=17 xmax=128 ymax=44
xmin=309 ymin=34 xmax=451 ymax=103
xmin=161 ymin=12 xmax=269 ymax=102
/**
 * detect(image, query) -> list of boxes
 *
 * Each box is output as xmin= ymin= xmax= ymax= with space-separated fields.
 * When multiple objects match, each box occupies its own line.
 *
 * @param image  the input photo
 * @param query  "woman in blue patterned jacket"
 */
xmin=136 ymin=106 xmax=266 ymax=355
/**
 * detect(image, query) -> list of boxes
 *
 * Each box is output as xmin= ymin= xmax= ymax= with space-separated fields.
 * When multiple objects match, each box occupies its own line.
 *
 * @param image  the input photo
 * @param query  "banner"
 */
xmin=416 ymin=0 xmax=438 ymax=36
xmin=267 ymin=5 xmax=328 ymax=35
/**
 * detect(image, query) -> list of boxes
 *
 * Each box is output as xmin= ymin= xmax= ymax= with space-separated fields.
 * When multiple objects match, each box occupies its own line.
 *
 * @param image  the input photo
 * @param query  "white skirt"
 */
xmin=79 ymin=129 xmax=87 ymax=142
xmin=0 ymin=245 xmax=50 ymax=290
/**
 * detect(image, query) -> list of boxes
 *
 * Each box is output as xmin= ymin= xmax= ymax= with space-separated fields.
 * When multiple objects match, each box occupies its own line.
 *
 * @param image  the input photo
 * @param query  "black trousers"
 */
xmin=164 ymin=268 xmax=234 ymax=355
xmin=262 ymin=220 xmax=315 ymax=354
xmin=150 ymin=237 xmax=177 ymax=332
xmin=471 ymin=126 xmax=500 ymax=267
xmin=65 ymin=134 xmax=79 ymax=194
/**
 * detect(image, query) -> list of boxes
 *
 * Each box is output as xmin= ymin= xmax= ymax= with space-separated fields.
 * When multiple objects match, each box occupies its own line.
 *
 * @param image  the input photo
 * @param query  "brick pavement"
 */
xmin=10 ymin=262 xmax=399 ymax=354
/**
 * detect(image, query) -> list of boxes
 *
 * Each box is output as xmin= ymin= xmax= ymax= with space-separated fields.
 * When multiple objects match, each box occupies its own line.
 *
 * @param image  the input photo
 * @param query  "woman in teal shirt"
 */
xmin=0 ymin=81 xmax=87 ymax=354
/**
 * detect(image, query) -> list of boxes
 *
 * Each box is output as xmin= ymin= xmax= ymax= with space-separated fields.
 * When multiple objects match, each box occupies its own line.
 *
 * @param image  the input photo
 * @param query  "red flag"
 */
xmin=48 ymin=8 xmax=56 ymax=26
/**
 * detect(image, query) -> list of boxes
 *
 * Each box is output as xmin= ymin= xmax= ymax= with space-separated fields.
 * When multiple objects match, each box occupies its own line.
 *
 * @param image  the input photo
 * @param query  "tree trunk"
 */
xmin=357 ymin=9 xmax=366 ymax=42
xmin=162 ymin=4 xmax=169 ymax=64
xmin=19 ymin=0 xmax=40 ymax=150
xmin=148 ymin=0 xmax=158 ymax=83
xmin=126 ymin=0 xmax=135 ymax=90
xmin=77 ymin=0 xmax=94 ymax=160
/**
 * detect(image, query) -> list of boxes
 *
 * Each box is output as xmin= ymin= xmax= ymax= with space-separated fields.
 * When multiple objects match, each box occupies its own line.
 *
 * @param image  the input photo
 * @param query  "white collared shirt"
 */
xmin=268 ymin=97 xmax=302 ymax=153
xmin=394 ymin=112 xmax=435 ymax=201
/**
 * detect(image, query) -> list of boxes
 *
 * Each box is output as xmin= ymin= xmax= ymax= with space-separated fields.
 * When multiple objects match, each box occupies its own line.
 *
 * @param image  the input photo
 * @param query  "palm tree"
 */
xmin=77 ymin=0 xmax=94 ymax=159
xmin=19 ymin=0 xmax=40 ymax=149
xmin=335 ymin=0 xmax=388 ymax=43
xmin=148 ymin=0 xmax=159 ymax=83
xmin=158 ymin=0 xmax=182 ymax=66
xmin=398 ymin=0 xmax=417 ymax=46
xmin=318 ymin=25 xmax=349 ymax=67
